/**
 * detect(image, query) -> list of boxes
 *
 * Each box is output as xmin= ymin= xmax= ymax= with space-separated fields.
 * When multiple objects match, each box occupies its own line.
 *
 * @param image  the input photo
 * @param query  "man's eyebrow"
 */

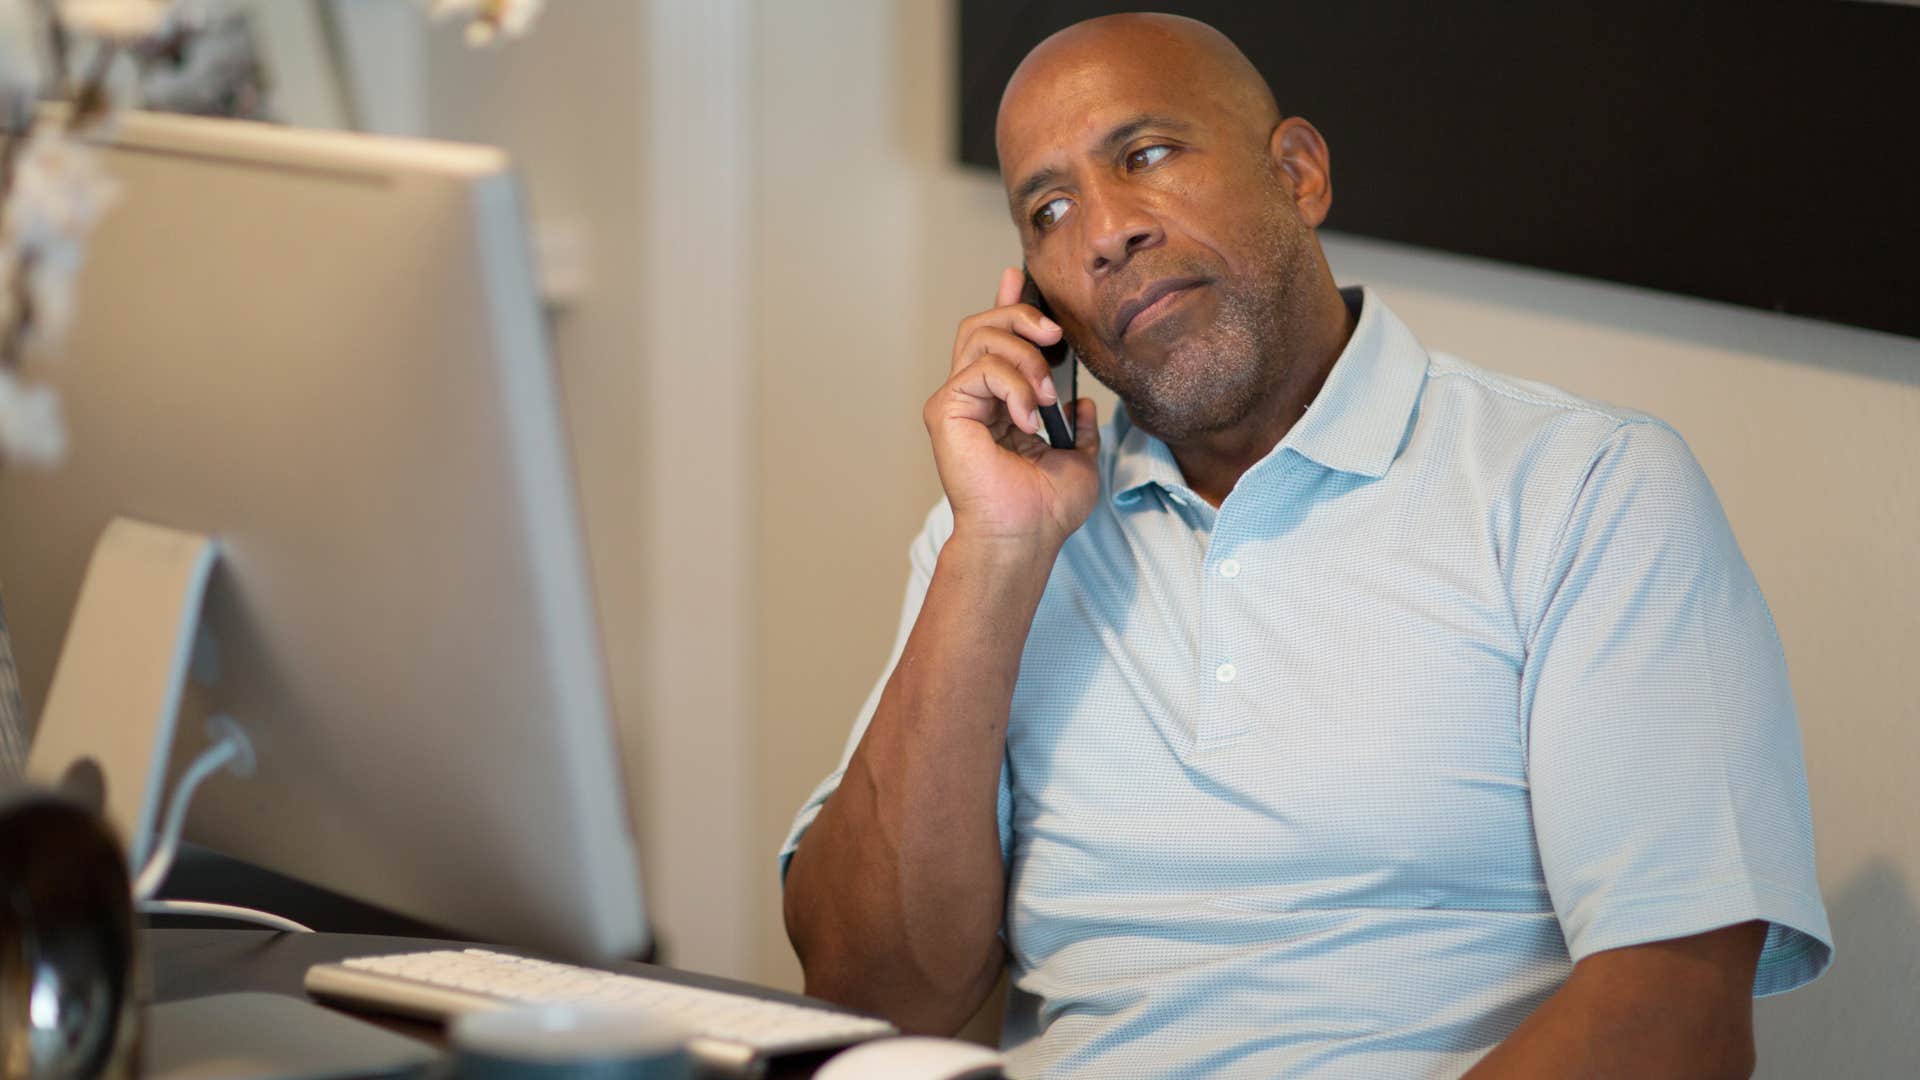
xmin=1098 ymin=113 xmax=1191 ymax=154
xmin=1009 ymin=165 xmax=1067 ymax=214
xmin=1007 ymin=113 xmax=1194 ymax=213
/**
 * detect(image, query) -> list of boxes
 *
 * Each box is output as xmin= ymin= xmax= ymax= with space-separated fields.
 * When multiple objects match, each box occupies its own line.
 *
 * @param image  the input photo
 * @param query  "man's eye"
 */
xmin=1032 ymin=196 xmax=1072 ymax=231
xmin=1126 ymin=145 xmax=1173 ymax=170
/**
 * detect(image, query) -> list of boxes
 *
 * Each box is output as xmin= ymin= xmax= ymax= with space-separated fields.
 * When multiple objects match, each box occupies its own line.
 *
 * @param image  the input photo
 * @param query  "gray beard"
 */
xmin=1075 ymin=206 xmax=1308 ymax=443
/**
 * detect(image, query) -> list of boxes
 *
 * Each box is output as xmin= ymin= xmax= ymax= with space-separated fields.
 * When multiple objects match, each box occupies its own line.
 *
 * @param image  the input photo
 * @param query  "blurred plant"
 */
xmin=0 ymin=1 xmax=195 ymax=465
xmin=0 ymin=0 xmax=543 ymax=468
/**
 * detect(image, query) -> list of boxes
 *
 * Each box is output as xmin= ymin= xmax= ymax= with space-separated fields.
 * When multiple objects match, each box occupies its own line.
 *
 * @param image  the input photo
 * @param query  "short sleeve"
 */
xmin=776 ymin=501 xmax=1017 ymax=883
xmin=1521 ymin=419 xmax=1832 ymax=996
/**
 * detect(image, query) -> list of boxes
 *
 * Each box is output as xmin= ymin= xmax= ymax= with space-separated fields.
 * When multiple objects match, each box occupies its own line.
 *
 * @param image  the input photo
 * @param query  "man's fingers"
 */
xmin=951 ymin=306 xmax=1062 ymax=373
xmin=934 ymin=274 xmax=1076 ymax=446
xmin=935 ymin=355 xmax=1045 ymax=436
xmin=957 ymin=327 xmax=1056 ymax=400
xmin=995 ymin=266 xmax=1023 ymax=308
xmin=1072 ymin=398 xmax=1100 ymax=453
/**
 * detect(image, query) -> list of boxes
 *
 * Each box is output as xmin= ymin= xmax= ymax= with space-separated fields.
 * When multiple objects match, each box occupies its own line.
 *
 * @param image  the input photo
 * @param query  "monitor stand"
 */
xmin=12 ymin=522 xmax=431 ymax=1079
xmin=24 ymin=516 xmax=220 ymax=872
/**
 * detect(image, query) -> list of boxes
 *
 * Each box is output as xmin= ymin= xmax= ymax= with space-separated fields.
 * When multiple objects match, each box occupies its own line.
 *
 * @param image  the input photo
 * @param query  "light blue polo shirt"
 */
xmin=781 ymin=287 xmax=1831 ymax=1078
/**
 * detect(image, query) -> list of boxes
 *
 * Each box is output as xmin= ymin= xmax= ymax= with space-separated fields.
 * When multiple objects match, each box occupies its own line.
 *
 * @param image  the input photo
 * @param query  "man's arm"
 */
xmin=782 ymin=268 xmax=1100 ymax=1035
xmin=1466 ymin=921 xmax=1766 ymax=1079
xmin=1505 ymin=419 xmax=1829 ymax=1071
xmin=783 ymin=537 xmax=1049 ymax=1033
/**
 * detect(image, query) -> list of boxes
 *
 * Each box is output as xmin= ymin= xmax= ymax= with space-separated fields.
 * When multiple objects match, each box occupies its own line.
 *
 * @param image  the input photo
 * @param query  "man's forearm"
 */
xmin=1464 ymin=922 xmax=1765 ymax=1079
xmin=783 ymin=533 xmax=1055 ymax=1034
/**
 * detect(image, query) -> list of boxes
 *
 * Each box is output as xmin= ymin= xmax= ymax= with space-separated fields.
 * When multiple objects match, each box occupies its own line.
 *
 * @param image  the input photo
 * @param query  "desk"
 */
xmin=148 ymin=928 xmax=852 ymax=1078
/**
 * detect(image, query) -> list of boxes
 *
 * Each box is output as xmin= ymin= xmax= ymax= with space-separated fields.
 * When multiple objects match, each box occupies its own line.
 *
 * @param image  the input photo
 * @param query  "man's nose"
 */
xmin=1081 ymin=179 xmax=1162 ymax=274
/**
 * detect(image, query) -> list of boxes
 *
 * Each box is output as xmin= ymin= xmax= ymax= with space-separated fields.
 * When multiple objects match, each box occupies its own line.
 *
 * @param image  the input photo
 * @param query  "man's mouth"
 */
xmin=1113 ymin=277 xmax=1208 ymax=339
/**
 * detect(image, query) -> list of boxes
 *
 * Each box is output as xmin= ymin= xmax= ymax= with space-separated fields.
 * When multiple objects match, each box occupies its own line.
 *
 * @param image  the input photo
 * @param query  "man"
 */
xmin=780 ymin=14 xmax=1830 ymax=1078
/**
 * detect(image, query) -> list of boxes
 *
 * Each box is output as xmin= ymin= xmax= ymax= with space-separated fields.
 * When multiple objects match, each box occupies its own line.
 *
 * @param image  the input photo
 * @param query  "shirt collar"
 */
xmin=1110 ymin=410 xmax=1186 ymax=506
xmin=1110 ymin=286 xmax=1429 ymax=507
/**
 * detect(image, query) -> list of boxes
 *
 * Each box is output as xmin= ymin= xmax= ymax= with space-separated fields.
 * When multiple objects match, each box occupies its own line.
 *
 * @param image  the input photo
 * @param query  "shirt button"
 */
xmin=1215 ymin=662 xmax=1237 ymax=683
xmin=1218 ymin=559 xmax=1240 ymax=579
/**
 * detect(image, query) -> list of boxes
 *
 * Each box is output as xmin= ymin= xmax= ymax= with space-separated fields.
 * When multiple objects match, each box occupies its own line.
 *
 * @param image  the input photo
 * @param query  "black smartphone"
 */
xmin=1018 ymin=269 xmax=1077 ymax=448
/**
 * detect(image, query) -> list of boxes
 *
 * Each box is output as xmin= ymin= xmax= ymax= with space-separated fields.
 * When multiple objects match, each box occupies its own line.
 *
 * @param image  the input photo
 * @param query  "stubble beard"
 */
xmin=1076 ymin=200 xmax=1310 ymax=444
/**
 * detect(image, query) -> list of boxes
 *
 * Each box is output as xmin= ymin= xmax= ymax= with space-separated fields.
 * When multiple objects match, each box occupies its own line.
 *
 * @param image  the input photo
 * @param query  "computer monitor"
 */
xmin=0 ymin=111 xmax=646 ymax=959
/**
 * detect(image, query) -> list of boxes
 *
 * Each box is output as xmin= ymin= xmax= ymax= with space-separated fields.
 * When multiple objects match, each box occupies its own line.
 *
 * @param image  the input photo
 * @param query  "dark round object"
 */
xmin=0 ymin=784 xmax=138 ymax=1080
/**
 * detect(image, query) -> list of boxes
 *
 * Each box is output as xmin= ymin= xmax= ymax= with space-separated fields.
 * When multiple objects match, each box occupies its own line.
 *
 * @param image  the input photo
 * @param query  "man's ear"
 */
xmin=1269 ymin=117 xmax=1333 ymax=228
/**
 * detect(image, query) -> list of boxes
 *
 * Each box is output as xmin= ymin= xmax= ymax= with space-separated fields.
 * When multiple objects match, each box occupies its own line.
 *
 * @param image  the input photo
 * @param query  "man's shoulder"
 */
xmin=1416 ymin=350 xmax=1691 ymax=472
xmin=1422 ymin=351 xmax=1658 ymax=430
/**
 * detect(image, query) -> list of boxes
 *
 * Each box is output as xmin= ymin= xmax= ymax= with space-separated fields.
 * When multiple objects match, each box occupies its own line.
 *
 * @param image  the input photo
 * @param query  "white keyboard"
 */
xmin=305 ymin=947 xmax=895 ymax=1076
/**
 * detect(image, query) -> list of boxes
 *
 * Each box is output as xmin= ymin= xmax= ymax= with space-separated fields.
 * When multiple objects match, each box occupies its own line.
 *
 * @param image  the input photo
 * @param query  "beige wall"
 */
xmin=425 ymin=10 xmax=652 ymax=815
xmin=423 ymin=1 xmax=761 ymax=980
xmin=747 ymin=1 xmax=1920 ymax=1074
xmin=424 ymin=2 xmax=650 ymax=754
xmin=752 ymin=0 xmax=1024 ymax=995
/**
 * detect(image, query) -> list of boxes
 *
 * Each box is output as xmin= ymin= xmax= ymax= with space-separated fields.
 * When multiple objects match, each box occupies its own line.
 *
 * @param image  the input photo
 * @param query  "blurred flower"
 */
xmin=59 ymin=0 xmax=183 ymax=42
xmin=2 ymin=126 xmax=117 ymax=348
xmin=4 ymin=126 xmax=119 ymax=254
xmin=19 ymin=235 xmax=84 ymax=342
xmin=0 ymin=367 xmax=66 ymax=465
xmin=427 ymin=0 xmax=542 ymax=47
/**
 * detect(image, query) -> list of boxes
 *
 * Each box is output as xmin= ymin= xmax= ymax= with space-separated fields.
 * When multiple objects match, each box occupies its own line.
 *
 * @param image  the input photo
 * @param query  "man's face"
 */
xmin=998 ymin=47 xmax=1312 ymax=441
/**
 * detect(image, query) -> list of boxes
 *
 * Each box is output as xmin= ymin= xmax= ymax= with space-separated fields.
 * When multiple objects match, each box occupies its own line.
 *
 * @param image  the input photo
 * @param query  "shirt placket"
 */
xmin=1192 ymin=454 xmax=1306 ymax=752
xmin=1158 ymin=485 xmax=1246 ymax=753
xmin=1196 ymin=508 xmax=1250 ymax=752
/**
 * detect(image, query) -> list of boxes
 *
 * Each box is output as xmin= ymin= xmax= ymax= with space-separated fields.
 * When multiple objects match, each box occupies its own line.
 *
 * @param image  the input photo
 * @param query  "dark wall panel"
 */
xmin=960 ymin=1 xmax=1920 ymax=339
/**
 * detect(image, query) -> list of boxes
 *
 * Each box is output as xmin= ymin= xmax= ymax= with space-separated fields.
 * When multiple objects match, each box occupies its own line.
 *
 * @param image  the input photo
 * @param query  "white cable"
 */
xmin=131 ymin=717 xmax=310 ymax=934
xmin=137 ymin=899 xmax=313 ymax=934
xmin=133 ymin=714 xmax=256 ymax=902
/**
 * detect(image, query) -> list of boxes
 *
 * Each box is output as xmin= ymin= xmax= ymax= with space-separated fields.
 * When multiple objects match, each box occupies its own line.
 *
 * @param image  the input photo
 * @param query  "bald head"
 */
xmin=996 ymin=14 xmax=1280 ymax=172
xmin=984 ymin=14 xmax=1343 ymax=449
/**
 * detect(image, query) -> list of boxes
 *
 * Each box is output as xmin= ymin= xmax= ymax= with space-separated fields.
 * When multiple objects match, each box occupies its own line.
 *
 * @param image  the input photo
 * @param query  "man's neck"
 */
xmin=1167 ymin=270 xmax=1358 ymax=507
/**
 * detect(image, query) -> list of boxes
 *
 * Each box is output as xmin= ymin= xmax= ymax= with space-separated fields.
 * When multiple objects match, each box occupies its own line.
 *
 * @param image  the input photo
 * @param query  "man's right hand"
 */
xmin=926 ymin=266 xmax=1101 ymax=551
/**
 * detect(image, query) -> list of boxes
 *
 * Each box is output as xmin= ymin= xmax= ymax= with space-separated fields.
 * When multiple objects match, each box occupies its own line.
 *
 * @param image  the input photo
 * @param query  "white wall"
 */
xmin=746 ymin=2 xmax=1920 ymax=1074
xmin=421 ymin=1 xmax=756 ymax=979
xmin=751 ymin=0 xmax=1040 ymax=1000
